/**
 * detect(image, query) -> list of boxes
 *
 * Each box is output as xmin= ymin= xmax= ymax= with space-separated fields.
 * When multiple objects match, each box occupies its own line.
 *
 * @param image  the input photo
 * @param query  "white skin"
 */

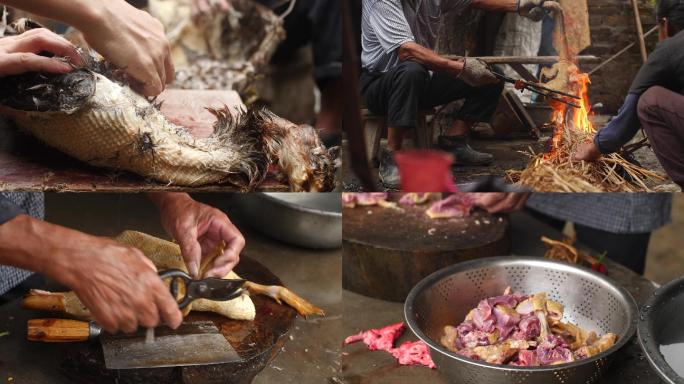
xmin=0 ymin=0 xmax=174 ymax=96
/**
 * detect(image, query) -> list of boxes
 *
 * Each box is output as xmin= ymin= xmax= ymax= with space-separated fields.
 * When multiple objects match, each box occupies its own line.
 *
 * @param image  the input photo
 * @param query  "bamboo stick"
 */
xmin=630 ymin=0 xmax=648 ymax=63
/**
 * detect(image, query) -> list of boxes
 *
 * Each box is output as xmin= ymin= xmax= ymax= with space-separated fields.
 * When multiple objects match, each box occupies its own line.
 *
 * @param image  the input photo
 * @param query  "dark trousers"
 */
xmin=528 ymin=209 xmax=650 ymax=274
xmin=637 ymin=86 xmax=684 ymax=188
xmin=265 ymin=0 xmax=342 ymax=85
xmin=360 ymin=61 xmax=504 ymax=129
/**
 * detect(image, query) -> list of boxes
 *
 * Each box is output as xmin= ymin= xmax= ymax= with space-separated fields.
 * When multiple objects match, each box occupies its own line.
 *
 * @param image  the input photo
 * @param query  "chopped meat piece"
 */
xmin=546 ymin=299 xmax=564 ymax=324
xmin=511 ymin=315 xmax=540 ymax=340
xmin=391 ymin=340 xmax=437 ymax=368
xmin=425 ymin=193 xmax=475 ymax=219
xmin=537 ymin=335 xmax=574 ymax=365
xmin=341 ymin=192 xmax=402 ymax=210
xmin=342 ymin=193 xmax=357 ymax=208
xmin=398 ymin=193 xmax=434 ymax=205
xmin=344 ymin=322 xmax=436 ymax=369
xmin=513 ymin=349 xmax=540 ymax=366
xmin=440 ymin=325 xmax=460 ymax=352
xmin=574 ymin=333 xmax=617 ymax=359
xmin=356 ymin=192 xmax=390 ymax=206
xmin=458 ymin=340 xmax=530 ymax=364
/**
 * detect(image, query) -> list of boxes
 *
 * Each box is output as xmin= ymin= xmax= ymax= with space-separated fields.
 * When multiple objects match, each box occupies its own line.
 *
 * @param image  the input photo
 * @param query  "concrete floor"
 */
xmin=642 ymin=194 xmax=684 ymax=285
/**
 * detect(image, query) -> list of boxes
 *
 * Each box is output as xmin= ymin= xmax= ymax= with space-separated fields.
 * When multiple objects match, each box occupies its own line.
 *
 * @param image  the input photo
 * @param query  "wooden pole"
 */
xmin=342 ymin=0 xmax=375 ymax=191
xmin=630 ymin=0 xmax=648 ymax=63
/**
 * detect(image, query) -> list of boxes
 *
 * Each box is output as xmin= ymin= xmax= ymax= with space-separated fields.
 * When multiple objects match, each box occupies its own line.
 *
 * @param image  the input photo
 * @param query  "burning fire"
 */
xmin=543 ymin=71 xmax=594 ymax=161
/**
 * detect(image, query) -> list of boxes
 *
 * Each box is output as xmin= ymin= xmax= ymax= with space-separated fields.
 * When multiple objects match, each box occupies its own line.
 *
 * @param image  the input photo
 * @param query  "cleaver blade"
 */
xmin=102 ymin=321 xmax=240 ymax=369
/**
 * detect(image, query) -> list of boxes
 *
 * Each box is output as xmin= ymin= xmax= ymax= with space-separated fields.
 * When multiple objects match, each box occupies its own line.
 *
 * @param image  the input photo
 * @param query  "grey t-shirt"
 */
xmin=361 ymin=0 xmax=471 ymax=72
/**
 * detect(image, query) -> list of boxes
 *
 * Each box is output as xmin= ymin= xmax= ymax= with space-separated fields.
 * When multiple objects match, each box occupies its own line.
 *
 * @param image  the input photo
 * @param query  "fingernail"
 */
xmin=189 ymin=261 xmax=199 ymax=277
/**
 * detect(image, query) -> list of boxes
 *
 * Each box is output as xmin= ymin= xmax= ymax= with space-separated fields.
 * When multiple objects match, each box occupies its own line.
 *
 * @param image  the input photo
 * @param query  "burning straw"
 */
xmin=507 ymin=74 xmax=666 ymax=192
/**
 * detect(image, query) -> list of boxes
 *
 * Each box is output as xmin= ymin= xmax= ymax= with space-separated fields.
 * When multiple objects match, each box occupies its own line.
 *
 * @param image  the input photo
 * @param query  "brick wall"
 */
xmin=583 ymin=0 xmax=657 ymax=113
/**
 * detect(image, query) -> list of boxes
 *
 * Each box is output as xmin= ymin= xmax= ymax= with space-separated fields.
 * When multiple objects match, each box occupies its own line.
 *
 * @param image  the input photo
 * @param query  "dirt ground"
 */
xmin=646 ymin=194 xmax=684 ymax=285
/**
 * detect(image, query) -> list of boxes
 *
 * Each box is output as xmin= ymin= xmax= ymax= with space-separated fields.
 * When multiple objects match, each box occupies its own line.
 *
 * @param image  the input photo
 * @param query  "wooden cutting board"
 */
xmin=343 ymin=204 xmax=510 ymax=302
xmin=57 ymin=255 xmax=297 ymax=384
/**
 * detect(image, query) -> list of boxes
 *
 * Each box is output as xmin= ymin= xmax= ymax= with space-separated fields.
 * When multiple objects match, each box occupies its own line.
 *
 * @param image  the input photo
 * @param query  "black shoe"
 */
xmin=378 ymin=149 xmax=400 ymax=188
xmin=438 ymin=135 xmax=494 ymax=166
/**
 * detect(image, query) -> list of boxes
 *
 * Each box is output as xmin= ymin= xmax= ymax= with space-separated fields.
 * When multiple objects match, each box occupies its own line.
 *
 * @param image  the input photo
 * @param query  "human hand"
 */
xmin=518 ymin=0 xmax=547 ymax=21
xmin=30 ymin=219 xmax=183 ymax=333
xmin=77 ymin=0 xmax=173 ymax=96
xmin=459 ymin=58 xmax=500 ymax=87
xmin=0 ymin=28 xmax=83 ymax=77
xmin=191 ymin=0 xmax=231 ymax=24
xmin=573 ymin=140 xmax=602 ymax=162
xmin=473 ymin=193 xmax=529 ymax=214
xmin=151 ymin=193 xmax=244 ymax=278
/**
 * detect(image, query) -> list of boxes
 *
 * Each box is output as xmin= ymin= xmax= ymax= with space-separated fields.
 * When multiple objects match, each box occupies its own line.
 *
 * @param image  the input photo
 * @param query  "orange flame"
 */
xmin=543 ymin=71 xmax=594 ymax=161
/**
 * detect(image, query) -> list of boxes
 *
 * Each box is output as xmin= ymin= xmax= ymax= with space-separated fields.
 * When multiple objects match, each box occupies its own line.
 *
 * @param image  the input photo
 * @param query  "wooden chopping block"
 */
xmin=343 ymin=205 xmax=511 ymax=302
xmin=56 ymin=256 xmax=297 ymax=384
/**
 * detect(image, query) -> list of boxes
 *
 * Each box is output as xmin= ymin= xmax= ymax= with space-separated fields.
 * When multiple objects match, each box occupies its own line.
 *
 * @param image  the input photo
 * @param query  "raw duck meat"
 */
xmin=341 ymin=193 xmax=399 ymax=209
xmin=425 ymin=193 xmax=475 ymax=219
xmin=398 ymin=193 xmax=435 ymax=206
xmin=440 ymin=287 xmax=618 ymax=366
xmin=344 ymin=322 xmax=436 ymax=369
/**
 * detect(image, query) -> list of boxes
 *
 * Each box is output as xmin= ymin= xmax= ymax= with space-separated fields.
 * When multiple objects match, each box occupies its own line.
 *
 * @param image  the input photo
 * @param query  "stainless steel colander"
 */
xmin=404 ymin=256 xmax=638 ymax=384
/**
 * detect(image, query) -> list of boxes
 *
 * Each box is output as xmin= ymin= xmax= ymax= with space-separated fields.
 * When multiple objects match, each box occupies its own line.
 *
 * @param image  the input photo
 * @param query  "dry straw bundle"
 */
xmin=507 ymin=126 xmax=666 ymax=193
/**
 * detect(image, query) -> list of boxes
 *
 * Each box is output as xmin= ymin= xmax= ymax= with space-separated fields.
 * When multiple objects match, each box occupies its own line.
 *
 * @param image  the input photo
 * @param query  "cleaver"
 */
xmin=27 ymin=318 xmax=241 ymax=369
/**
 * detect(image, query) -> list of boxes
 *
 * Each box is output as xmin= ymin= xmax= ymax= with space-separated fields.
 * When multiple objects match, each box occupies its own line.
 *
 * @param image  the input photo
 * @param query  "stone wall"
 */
xmin=583 ymin=0 xmax=657 ymax=113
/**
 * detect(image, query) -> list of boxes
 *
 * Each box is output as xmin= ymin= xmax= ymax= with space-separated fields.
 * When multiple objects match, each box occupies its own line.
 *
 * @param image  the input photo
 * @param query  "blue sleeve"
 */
xmin=0 ymin=196 xmax=25 ymax=225
xmin=594 ymin=93 xmax=641 ymax=154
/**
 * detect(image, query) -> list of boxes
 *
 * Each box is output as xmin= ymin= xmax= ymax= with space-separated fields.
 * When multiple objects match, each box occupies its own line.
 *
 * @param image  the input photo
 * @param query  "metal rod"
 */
xmin=493 ymin=72 xmax=580 ymax=100
xmin=445 ymin=55 xmax=600 ymax=65
xmin=587 ymin=26 xmax=657 ymax=76
xmin=630 ymin=0 xmax=648 ymax=63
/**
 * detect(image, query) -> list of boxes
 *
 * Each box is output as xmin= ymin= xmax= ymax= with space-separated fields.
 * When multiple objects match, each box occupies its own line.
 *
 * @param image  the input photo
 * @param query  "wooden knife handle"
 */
xmin=27 ymin=319 xmax=94 ymax=342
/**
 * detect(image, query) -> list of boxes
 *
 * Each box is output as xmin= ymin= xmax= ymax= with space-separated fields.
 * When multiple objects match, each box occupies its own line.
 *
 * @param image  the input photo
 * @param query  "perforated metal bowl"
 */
xmin=405 ymin=256 xmax=638 ymax=384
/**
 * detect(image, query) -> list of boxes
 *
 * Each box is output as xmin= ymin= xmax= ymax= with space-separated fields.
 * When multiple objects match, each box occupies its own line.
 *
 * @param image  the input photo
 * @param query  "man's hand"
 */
xmin=0 ymin=215 xmax=183 ymax=334
xmin=473 ymin=193 xmax=529 ymax=214
xmin=518 ymin=0 xmax=547 ymax=21
xmin=191 ymin=0 xmax=231 ymax=24
xmin=150 ymin=193 xmax=244 ymax=278
xmin=459 ymin=58 xmax=500 ymax=87
xmin=0 ymin=28 xmax=83 ymax=76
xmin=78 ymin=1 xmax=174 ymax=96
xmin=573 ymin=140 xmax=602 ymax=162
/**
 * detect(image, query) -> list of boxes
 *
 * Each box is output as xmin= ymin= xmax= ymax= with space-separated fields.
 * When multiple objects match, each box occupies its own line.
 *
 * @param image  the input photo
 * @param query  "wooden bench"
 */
xmin=362 ymin=108 xmax=436 ymax=165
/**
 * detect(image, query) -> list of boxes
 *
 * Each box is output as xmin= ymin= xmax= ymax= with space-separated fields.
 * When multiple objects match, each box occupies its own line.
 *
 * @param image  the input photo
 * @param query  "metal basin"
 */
xmin=404 ymin=256 xmax=638 ymax=384
xmin=238 ymin=193 xmax=341 ymax=249
xmin=638 ymin=275 xmax=684 ymax=384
